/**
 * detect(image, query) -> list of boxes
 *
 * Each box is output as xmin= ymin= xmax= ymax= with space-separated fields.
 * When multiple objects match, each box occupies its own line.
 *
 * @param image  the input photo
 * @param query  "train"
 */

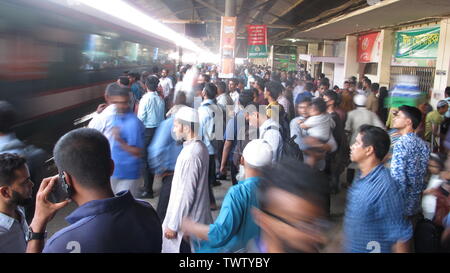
xmin=0 ymin=0 xmax=178 ymax=128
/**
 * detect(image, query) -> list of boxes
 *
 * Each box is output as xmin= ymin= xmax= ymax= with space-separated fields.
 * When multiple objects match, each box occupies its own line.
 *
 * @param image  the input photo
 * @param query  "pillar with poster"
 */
xmin=219 ymin=16 xmax=237 ymax=79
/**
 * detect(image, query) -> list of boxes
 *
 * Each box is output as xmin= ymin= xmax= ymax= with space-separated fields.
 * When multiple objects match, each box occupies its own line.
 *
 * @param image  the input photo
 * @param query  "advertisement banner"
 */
xmin=247 ymin=25 xmax=268 ymax=58
xmin=395 ymin=26 xmax=440 ymax=59
xmin=357 ymin=32 xmax=381 ymax=63
xmin=219 ymin=16 xmax=236 ymax=78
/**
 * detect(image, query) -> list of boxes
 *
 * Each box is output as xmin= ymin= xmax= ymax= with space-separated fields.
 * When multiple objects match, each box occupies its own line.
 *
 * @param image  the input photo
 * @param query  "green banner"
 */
xmin=395 ymin=27 xmax=440 ymax=59
xmin=248 ymin=45 xmax=268 ymax=58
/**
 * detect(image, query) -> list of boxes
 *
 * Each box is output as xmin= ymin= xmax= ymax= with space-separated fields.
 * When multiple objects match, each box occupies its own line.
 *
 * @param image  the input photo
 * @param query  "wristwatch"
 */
xmin=26 ymin=226 xmax=47 ymax=242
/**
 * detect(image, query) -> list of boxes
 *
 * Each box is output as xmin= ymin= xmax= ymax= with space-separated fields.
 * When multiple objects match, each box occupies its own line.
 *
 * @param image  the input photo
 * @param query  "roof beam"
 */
xmin=193 ymin=0 xmax=224 ymax=17
xmin=268 ymin=0 xmax=305 ymax=25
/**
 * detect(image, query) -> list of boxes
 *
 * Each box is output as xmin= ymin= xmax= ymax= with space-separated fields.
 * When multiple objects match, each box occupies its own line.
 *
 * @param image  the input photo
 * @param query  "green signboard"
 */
xmin=395 ymin=26 xmax=440 ymax=59
xmin=248 ymin=45 xmax=268 ymax=58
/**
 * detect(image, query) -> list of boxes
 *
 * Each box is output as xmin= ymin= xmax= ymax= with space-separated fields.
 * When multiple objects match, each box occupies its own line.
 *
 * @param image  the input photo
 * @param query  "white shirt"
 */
xmin=88 ymin=104 xmax=117 ymax=140
xmin=422 ymin=175 xmax=445 ymax=220
xmin=159 ymin=77 xmax=174 ymax=98
xmin=229 ymin=91 xmax=240 ymax=114
xmin=259 ymin=119 xmax=283 ymax=162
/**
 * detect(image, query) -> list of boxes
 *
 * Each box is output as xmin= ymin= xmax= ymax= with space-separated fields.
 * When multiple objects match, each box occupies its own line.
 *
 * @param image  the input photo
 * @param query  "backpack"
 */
xmin=262 ymin=124 xmax=303 ymax=162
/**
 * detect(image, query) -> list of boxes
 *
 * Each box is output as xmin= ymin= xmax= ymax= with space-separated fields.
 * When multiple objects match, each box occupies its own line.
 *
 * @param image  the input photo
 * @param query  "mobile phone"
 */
xmin=50 ymin=173 xmax=70 ymax=203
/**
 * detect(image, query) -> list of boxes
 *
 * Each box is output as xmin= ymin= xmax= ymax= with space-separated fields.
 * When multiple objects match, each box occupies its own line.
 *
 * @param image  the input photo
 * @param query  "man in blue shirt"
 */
xmin=390 ymin=105 xmax=430 ymax=218
xmin=26 ymin=128 xmax=162 ymax=253
xmin=148 ymin=93 xmax=186 ymax=221
xmin=182 ymin=139 xmax=273 ymax=253
xmin=138 ymin=76 xmax=165 ymax=199
xmin=108 ymin=87 xmax=145 ymax=198
xmin=198 ymin=83 xmax=222 ymax=210
xmin=344 ymin=125 xmax=412 ymax=253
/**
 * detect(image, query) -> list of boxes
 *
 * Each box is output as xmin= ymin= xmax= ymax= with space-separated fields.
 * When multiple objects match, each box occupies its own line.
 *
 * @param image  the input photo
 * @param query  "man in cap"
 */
xmin=391 ymin=105 xmax=430 ymax=221
xmin=345 ymin=94 xmax=385 ymax=185
xmin=181 ymin=139 xmax=273 ymax=253
xmin=162 ymin=106 xmax=213 ymax=253
xmin=424 ymin=100 xmax=448 ymax=146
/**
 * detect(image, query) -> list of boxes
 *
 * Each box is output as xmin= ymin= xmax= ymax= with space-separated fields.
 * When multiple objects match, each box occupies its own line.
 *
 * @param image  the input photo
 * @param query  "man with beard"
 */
xmin=0 ymin=153 xmax=34 ymax=252
xmin=162 ymin=106 xmax=212 ymax=253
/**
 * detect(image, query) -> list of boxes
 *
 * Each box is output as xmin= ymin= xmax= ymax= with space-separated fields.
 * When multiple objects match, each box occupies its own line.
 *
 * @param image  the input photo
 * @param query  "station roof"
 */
xmin=126 ymin=0 xmax=450 ymax=51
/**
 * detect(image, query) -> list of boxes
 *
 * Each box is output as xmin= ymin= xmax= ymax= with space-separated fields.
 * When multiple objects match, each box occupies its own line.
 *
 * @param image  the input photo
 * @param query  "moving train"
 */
xmin=0 ymin=0 xmax=178 ymax=127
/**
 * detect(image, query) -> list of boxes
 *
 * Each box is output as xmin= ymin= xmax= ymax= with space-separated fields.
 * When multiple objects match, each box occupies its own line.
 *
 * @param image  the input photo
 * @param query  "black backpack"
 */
xmin=262 ymin=124 xmax=303 ymax=162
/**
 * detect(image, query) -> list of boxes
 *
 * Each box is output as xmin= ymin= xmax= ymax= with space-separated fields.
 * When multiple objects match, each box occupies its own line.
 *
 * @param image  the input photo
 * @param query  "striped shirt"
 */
xmin=344 ymin=164 xmax=413 ymax=253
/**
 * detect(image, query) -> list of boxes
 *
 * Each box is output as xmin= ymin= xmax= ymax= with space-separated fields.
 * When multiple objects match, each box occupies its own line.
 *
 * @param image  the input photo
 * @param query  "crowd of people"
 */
xmin=0 ymin=63 xmax=449 ymax=253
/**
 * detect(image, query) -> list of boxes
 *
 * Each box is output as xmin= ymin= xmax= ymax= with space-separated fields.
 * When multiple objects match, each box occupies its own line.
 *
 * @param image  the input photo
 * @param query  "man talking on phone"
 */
xmin=26 ymin=128 xmax=162 ymax=253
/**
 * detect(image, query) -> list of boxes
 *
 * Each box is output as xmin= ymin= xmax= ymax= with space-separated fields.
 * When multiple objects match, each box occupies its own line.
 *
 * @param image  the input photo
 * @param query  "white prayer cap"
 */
xmin=353 ymin=94 xmax=367 ymax=107
xmin=242 ymin=139 xmax=273 ymax=168
xmin=175 ymin=106 xmax=199 ymax=123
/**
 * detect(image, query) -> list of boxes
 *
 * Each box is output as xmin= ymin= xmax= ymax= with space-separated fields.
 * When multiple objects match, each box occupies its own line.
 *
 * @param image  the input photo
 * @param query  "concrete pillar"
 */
xmin=377 ymin=29 xmax=394 ymax=88
xmin=431 ymin=18 xmax=450 ymax=106
xmin=322 ymin=40 xmax=334 ymax=85
xmin=308 ymin=43 xmax=319 ymax=77
xmin=344 ymin=35 xmax=358 ymax=80
xmin=225 ymin=0 xmax=236 ymax=17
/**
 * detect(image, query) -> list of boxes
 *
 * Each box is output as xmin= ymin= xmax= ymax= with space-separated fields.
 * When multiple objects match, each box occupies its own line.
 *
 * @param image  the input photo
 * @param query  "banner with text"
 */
xmin=357 ymin=32 xmax=381 ymax=63
xmin=395 ymin=26 xmax=440 ymax=59
xmin=219 ymin=16 xmax=237 ymax=78
xmin=247 ymin=25 xmax=268 ymax=58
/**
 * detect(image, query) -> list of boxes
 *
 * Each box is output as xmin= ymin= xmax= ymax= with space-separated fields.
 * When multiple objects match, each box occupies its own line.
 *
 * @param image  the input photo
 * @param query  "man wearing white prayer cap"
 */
xmin=182 ymin=139 xmax=273 ymax=253
xmin=162 ymin=106 xmax=213 ymax=253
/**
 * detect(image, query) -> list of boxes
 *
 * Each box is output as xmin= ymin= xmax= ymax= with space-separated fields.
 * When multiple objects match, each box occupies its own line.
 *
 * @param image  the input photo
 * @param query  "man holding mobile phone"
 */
xmin=26 ymin=128 xmax=162 ymax=253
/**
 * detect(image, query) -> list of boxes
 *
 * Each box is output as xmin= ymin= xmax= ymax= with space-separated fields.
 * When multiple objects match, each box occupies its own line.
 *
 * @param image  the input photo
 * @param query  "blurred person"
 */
xmin=362 ymin=78 xmax=372 ymax=95
xmin=138 ymin=76 xmax=165 ymax=199
xmin=215 ymin=81 xmax=233 ymax=180
xmin=237 ymin=79 xmax=245 ymax=93
xmin=26 ymin=128 xmax=162 ymax=253
xmin=345 ymin=95 xmax=384 ymax=185
xmin=229 ymin=79 xmax=240 ymax=113
xmin=117 ymin=76 xmax=130 ymax=88
xmin=378 ymin=86 xmax=389 ymax=124
xmin=277 ymin=84 xmax=293 ymax=121
xmin=248 ymin=102 xmax=283 ymax=163
xmin=366 ymin=83 xmax=379 ymax=114
xmin=182 ymin=139 xmax=273 ymax=253
xmin=220 ymin=91 xmax=255 ymax=185
xmin=390 ymin=105 xmax=430 ymax=220
xmin=198 ymin=74 xmax=211 ymax=85
xmin=290 ymin=96 xmax=311 ymax=151
xmin=198 ymin=83 xmax=221 ymax=210
xmin=317 ymin=81 xmax=330 ymax=97
xmin=323 ymin=90 xmax=348 ymax=194
xmin=340 ymin=82 xmax=356 ymax=113
xmin=109 ymin=88 xmax=145 ymax=198
xmin=421 ymin=153 xmax=446 ymax=221
xmin=0 ymin=154 xmax=33 ymax=253
xmin=264 ymin=81 xmax=290 ymax=136
xmin=148 ymin=92 xmax=186 ymax=222
xmin=344 ymin=125 xmax=412 ymax=253
xmin=424 ymin=100 xmax=448 ymax=149
xmin=299 ymin=98 xmax=335 ymax=144
xmin=249 ymin=158 xmax=330 ymax=253
xmin=0 ymin=102 xmax=47 ymax=223
xmin=162 ymin=107 xmax=213 ymax=253
xmin=160 ymin=69 xmax=174 ymax=111
xmin=254 ymin=78 xmax=268 ymax=105
xmin=128 ymin=72 xmax=143 ymax=112
xmin=292 ymin=80 xmax=305 ymax=104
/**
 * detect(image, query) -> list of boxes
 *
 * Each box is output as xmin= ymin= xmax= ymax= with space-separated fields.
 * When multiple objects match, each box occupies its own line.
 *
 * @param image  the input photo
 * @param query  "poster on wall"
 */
xmin=395 ymin=26 xmax=440 ymax=59
xmin=247 ymin=25 xmax=268 ymax=58
xmin=357 ymin=32 xmax=381 ymax=63
xmin=219 ymin=16 xmax=236 ymax=78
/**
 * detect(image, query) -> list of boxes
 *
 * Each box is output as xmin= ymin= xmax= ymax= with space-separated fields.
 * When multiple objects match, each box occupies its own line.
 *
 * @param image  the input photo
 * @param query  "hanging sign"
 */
xmin=219 ymin=16 xmax=237 ymax=78
xmin=247 ymin=25 xmax=268 ymax=58
xmin=357 ymin=32 xmax=381 ymax=63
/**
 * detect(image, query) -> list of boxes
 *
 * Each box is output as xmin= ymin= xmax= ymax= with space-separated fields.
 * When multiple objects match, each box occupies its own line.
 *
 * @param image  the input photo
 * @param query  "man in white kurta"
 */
xmin=162 ymin=106 xmax=213 ymax=253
